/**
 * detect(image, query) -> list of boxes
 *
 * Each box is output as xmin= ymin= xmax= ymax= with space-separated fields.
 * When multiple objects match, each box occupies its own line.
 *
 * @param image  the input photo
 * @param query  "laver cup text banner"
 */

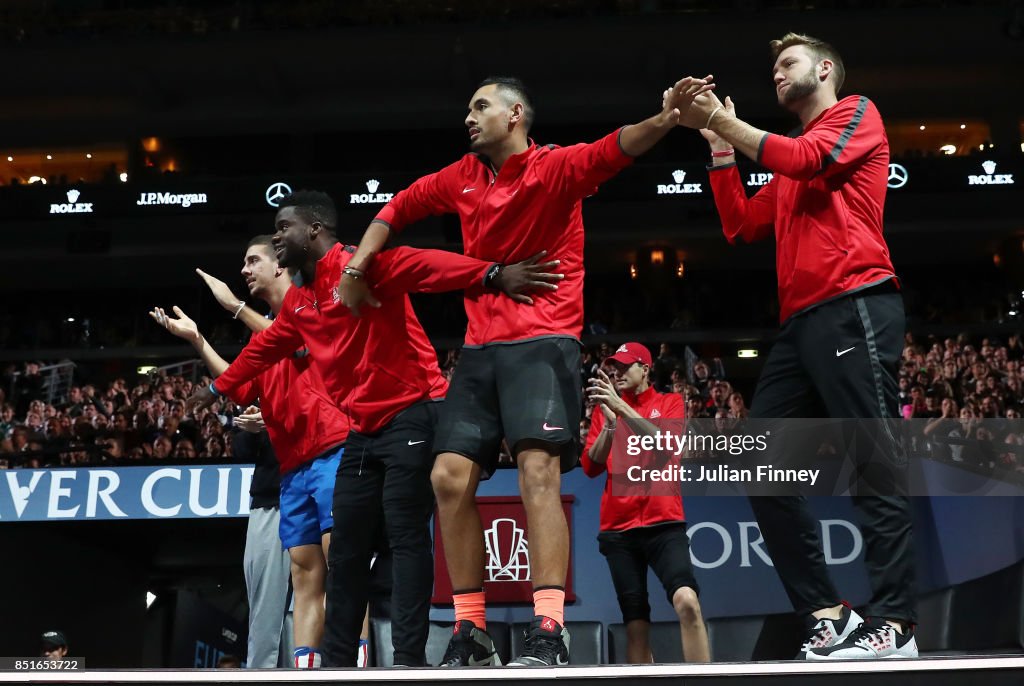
xmin=0 ymin=465 xmax=255 ymax=522
xmin=605 ymin=418 xmax=1024 ymax=497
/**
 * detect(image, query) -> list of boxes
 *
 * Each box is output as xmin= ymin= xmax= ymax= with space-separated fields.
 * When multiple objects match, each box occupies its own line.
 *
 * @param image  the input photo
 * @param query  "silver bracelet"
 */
xmin=706 ymin=105 xmax=723 ymax=130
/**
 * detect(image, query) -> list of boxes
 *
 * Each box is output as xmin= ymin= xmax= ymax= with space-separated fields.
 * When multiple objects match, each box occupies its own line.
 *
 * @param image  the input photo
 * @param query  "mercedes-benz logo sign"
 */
xmin=265 ymin=182 xmax=292 ymax=207
xmin=887 ymin=163 xmax=908 ymax=189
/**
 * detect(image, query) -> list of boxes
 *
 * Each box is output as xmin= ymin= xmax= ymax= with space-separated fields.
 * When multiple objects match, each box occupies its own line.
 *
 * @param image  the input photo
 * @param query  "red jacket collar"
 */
xmin=622 ymin=384 xmax=656 ymax=408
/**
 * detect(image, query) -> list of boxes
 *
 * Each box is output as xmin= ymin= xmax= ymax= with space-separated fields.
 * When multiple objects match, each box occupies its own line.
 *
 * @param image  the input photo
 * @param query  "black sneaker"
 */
xmin=508 ymin=616 xmax=570 ymax=666
xmin=439 ymin=620 xmax=502 ymax=667
xmin=807 ymin=617 xmax=919 ymax=660
xmin=796 ymin=604 xmax=863 ymax=659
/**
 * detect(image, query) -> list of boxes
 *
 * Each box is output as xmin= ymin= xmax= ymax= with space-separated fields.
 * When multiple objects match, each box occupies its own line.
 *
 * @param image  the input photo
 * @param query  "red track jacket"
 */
xmin=708 ymin=95 xmax=897 ymax=323
xmin=582 ymin=387 xmax=686 ymax=532
xmin=374 ymin=129 xmax=634 ymax=346
xmin=215 ymin=244 xmax=493 ymax=434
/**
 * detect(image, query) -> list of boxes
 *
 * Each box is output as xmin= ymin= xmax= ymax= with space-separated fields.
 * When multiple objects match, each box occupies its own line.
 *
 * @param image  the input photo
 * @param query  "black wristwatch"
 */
xmin=483 ymin=263 xmax=503 ymax=288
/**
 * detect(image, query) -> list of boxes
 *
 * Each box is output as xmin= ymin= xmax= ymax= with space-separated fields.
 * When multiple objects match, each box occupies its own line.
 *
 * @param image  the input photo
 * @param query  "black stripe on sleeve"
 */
xmin=616 ymin=126 xmax=636 ymax=157
xmin=816 ymin=96 xmax=869 ymax=177
xmin=755 ymin=133 xmax=771 ymax=165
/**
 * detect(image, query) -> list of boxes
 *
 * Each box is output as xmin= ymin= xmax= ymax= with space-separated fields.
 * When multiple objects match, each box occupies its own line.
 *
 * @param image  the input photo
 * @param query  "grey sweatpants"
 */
xmin=244 ymin=505 xmax=294 ymax=667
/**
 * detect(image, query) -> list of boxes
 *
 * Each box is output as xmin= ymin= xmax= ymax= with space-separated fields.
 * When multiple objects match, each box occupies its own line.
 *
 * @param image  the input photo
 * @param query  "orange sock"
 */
xmin=453 ymin=590 xmax=487 ymax=630
xmin=533 ymin=587 xmax=565 ymax=626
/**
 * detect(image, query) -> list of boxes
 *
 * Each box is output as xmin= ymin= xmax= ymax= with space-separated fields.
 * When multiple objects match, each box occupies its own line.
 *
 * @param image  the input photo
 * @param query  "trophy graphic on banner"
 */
xmin=484 ymin=517 xmax=531 ymax=582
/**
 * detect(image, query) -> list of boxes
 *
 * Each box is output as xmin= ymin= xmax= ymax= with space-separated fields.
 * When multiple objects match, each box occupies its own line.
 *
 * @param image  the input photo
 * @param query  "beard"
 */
xmin=779 ymin=67 xmax=820 ymax=106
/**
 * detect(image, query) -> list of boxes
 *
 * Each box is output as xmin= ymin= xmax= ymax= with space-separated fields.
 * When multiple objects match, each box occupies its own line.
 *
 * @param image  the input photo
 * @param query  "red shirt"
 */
xmin=231 ymin=351 xmax=348 ymax=474
xmin=374 ymin=129 xmax=634 ymax=346
xmin=581 ymin=386 xmax=686 ymax=532
xmin=708 ymin=95 xmax=896 ymax=323
xmin=214 ymin=244 xmax=493 ymax=434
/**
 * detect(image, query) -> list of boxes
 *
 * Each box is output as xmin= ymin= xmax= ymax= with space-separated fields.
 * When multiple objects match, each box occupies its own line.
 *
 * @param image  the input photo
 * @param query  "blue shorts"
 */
xmin=279 ymin=445 xmax=343 ymax=550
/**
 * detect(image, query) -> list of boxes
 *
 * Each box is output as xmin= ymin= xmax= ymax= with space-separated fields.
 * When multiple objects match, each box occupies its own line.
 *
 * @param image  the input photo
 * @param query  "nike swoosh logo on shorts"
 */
xmin=543 ymin=423 xmax=564 ymax=431
xmin=836 ymin=346 xmax=856 ymax=357
xmin=408 ymin=440 xmax=426 ymax=446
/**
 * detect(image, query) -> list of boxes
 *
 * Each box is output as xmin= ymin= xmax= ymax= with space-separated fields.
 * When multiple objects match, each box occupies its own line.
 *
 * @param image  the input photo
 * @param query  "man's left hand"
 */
xmin=677 ymin=90 xmax=725 ymax=130
xmin=492 ymin=251 xmax=564 ymax=305
xmin=660 ymin=75 xmax=716 ymax=126
xmin=196 ymin=268 xmax=243 ymax=314
xmin=339 ymin=272 xmax=381 ymax=318
xmin=235 ymin=406 xmax=265 ymax=433
xmin=587 ymin=369 xmax=630 ymax=417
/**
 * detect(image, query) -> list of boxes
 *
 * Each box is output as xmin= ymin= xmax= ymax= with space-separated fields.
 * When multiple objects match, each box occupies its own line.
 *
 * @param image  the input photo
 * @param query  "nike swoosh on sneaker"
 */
xmin=509 ymin=654 xmax=568 ymax=667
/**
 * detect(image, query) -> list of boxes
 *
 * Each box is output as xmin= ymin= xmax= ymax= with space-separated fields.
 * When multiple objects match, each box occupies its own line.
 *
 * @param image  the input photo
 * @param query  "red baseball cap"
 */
xmin=607 ymin=342 xmax=652 ymax=367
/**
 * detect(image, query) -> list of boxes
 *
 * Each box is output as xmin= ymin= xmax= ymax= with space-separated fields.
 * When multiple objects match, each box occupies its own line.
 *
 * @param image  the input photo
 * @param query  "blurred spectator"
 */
xmin=40 ymin=630 xmax=68 ymax=660
xmin=5 ymin=331 xmax=1024 ymax=478
xmin=653 ymin=343 xmax=679 ymax=389
xmin=14 ymin=362 xmax=45 ymax=416
xmin=153 ymin=435 xmax=173 ymax=459
xmin=728 ymin=392 xmax=748 ymax=419
xmin=0 ymin=403 xmax=15 ymax=438
xmin=691 ymin=360 xmax=713 ymax=398
xmin=217 ymin=655 xmax=241 ymax=669
xmin=173 ymin=439 xmax=197 ymax=459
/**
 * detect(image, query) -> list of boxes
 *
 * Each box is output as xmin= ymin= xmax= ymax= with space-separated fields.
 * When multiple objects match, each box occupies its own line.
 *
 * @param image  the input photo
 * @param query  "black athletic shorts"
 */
xmin=433 ymin=336 xmax=582 ymax=476
xmin=597 ymin=522 xmax=699 ymax=624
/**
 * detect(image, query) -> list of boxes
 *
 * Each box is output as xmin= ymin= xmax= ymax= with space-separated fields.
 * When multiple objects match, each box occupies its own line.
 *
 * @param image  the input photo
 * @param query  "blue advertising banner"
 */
xmin=2 ymin=463 xmax=1021 ymax=625
xmin=457 ymin=464 xmax=1024 ymax=623
xmin=0 ymin=465 xmax=255 ymax=521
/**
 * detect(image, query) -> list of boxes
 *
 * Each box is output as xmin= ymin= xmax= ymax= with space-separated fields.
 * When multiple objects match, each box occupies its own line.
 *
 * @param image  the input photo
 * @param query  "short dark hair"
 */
xmin=277 ymin=190 xmax=337 ymax=232
xmin=478 ymin=76 xmax=534 ymax=133
xmin=770 ymin=32 xmax=845 ymax=93
xmin=246 ymin=234 xmax=275 ymax=254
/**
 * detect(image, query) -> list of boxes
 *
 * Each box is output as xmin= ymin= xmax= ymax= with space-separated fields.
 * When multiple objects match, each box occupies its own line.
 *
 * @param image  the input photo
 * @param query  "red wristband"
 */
xmin=711 ymin=149 xmax=736 ymax=158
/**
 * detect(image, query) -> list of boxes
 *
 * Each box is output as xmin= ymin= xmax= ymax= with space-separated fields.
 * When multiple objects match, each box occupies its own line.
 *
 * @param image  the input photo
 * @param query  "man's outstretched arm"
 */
xmin=677 ymin=90 xmax=767 ymax=162
xmin=184 ymin=311 xmax=302 ymax=415
xmin=149 ymin=305 xmax=230 ymax=377
xmin=373 ymin=247 xmax=564 ymax=305
xmin=696 ymin=96 xmax=776 ymax=245
xmin=149 ymin=305 xmax=261 ymax=407
xmin=617 ymin=75 xmax=716 ymax=156
xmin=547 ymin=76 xmax=715 ymax=200
xmin=342 ymin=163 xmax=462 ymax=316
xmin=195 ymin=268 xmax=272 ymax=333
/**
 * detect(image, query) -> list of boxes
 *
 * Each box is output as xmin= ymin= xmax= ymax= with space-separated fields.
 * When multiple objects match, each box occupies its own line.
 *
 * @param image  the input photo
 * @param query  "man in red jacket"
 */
xmin=152 ymin=235 xmax=349 ymax=669
xmin=339 ymin=75 xmax=714 ymax=666
xmin=677 ymin=34 xmax=917 ymax=660
xmin=186 ymin=190 xmax=561 ymax=667
xmin=582 ymin=343 xmax=708 ymax=663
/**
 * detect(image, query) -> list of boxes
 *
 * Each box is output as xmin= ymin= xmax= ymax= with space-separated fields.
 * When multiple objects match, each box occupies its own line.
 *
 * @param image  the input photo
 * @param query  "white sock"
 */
xmin=293 ymin=647 xmax=322 ymax=669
